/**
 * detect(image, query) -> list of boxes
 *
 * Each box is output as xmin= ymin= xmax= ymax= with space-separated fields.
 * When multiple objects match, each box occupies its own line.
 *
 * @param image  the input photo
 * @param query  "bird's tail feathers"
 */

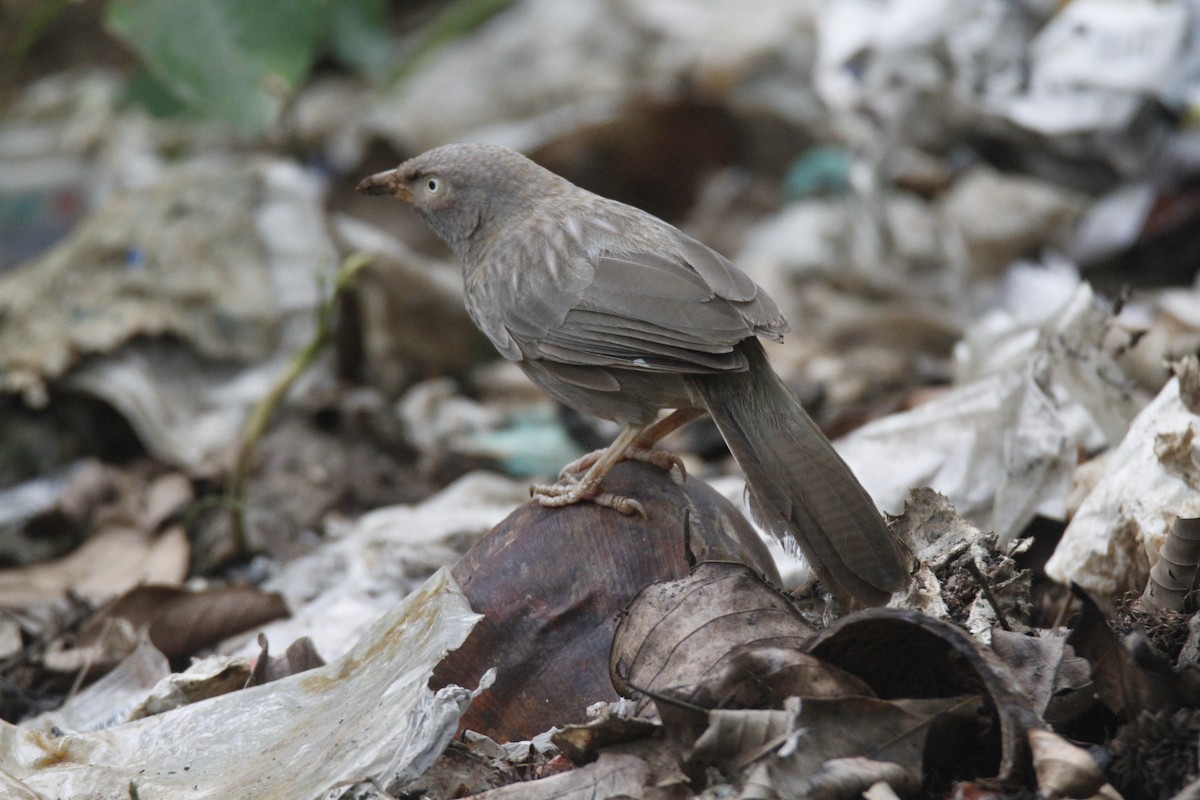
xmin=694 ymin=342 xmax=910 ymax=607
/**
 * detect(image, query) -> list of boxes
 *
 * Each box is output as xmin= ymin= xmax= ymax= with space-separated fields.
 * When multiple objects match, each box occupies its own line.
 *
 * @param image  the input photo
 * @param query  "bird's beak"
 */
xmin=355 ymin=169 xmax=413 ymax=202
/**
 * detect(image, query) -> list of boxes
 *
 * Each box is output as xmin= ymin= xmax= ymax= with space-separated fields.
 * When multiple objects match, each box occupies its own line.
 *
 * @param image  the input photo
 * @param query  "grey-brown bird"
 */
xmin=357 ymin=143 xmax=910 ymax=606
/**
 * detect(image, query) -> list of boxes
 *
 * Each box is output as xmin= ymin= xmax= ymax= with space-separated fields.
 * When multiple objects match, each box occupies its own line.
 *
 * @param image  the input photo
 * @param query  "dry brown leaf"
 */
xmin=990 ymin=629 xmax=1095 ymax=725
xmin=433 ymin=461 xmax=781 ymax=742
xmin=127 ymin=654 xmax=252 ymax=720
xmin=79 ymin=584 xmax=289 ymax=661
xmin=247 ymin=633 xmax=325 ymax=686
xmin=1066 ymin=584 xmax=1177 ymax=719
xmin=552 ymin=712 xmax=660 ymax=765
xmin=806 ymin=608 xmax=1043 ymax=785
xmin=690 ymin=644 xmax=874 ymax=710
xmin=656 ymin=692 xmax=977 ymax=788
xmin=788 ymin=696 xmax=979 ymax=779
xmin=610 ymin=561 xmax=813 ymax=703
xmin=0 ymin=526 xmax=189 ymax=608
xmin=0 ymin=462 xmax=193 ymax=613
xmin=468 ymin=752 xmax=648 ymax=799
xmin=41 ymin=616 xmax=139 ymax=675
xmin=390 ymin=739 xmax=525 ymax=799
xmin=690 ymin=706 xmax=792 ymax=771
xmin=27 ymin=463 xmax=191 ymax=556
xmin=13 ymin=460 xmax=115 ymax=566
xmin=769 ymin=756 xmax=921 ymax=800
xmin=1028 ymin=729 xmax=1107 ymax=799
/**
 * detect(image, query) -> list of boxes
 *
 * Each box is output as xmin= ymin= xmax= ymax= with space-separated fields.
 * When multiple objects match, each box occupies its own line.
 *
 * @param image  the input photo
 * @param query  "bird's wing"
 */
xmin=519 ymin=241 xmax=788 ymax=375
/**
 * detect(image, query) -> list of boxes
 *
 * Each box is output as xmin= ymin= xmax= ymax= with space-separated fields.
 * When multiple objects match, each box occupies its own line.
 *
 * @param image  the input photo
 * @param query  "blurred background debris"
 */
xmin=4 ymin=0 xmax=1200 ymax=797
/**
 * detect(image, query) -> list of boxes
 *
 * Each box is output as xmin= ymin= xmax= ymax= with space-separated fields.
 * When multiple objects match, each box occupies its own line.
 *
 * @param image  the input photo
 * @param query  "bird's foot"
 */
xmin=531 ymin=478 xmax=647 ymax=517
xmin=557 ymin=445 xmax=686 ymax=485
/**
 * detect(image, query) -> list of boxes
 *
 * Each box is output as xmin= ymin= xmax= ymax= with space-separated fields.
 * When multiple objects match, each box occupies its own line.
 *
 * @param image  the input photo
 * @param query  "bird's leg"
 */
xmin=635 ymin=408 xmax=706 ymax=448
xmin=535 ymin=424 xmax=650 ymax=515
xmin=557 ymin=408 xmax=705 ymax=481
xmin=536 ymin=409 xmax=708 ymax=516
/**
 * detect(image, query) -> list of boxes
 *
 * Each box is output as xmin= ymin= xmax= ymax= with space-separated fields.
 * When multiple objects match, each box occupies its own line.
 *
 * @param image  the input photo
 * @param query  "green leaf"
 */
xmin=327 ymin=0 xmax=395 ymax=81
xmin=105 ymin=0 xmax=326 ymax=135
xmin=124 ymin=68 xmax=186 ymax=118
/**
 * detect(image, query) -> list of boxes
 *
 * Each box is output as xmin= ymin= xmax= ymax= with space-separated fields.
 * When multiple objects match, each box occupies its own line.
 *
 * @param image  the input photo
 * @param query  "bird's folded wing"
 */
xmin=519 ymin=248 xmax=785 ymax=374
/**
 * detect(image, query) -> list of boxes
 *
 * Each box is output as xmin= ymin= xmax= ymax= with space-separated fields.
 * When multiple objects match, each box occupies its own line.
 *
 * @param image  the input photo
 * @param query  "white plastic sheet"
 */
xmin=229 ymin=471 xmax=525 ymax=662
xmin=838 ymin=283 xmax=1139 ymax=543
xmin=0 ymin=568 xmax=481 ymax=799
xmin=1006 ymin=0 xmax=1191 ymax=135
xmin=1046 ymin=373 xmax=1200 ymax=602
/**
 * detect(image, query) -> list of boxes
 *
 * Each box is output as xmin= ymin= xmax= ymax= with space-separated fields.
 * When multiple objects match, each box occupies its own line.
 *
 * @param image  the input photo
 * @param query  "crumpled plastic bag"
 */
xmin=839 ymin=282 xmax=1139 ymax=543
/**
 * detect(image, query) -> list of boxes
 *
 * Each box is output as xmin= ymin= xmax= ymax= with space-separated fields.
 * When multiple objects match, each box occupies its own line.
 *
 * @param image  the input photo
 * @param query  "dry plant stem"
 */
xmin=1053 ymin=591 xmax=1075 ymax=630
xmin=66 ymin=616 xmax=115 ymax=705
xmin=965 ymin=558 xmax=1012 ymax=632
xmin=1139 ymin=516 xmax=1200 ymax=613
xmin=556 ymin=407 xmax=702 ymax=480
xmin=226 ymin=252 xmax=372 ymax=558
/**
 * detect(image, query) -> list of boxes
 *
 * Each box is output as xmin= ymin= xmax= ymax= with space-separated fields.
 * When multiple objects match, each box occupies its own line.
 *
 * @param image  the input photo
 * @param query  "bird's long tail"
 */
xmin=693 ymin=340 xmax=910 ymax=607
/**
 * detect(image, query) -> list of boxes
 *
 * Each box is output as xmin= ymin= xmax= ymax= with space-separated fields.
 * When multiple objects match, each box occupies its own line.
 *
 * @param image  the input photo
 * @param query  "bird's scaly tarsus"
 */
xmin=532 ymin=409 xmax=705 ymax=516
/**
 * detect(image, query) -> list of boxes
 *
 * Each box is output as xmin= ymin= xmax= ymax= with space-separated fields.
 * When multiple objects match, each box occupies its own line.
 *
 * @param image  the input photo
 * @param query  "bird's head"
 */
xmin=356 ymin=143 xmax=558 ymax=247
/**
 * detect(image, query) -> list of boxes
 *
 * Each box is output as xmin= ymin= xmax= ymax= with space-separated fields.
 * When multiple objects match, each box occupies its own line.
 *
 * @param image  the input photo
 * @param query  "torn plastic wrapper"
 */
xmin=0 ymin=568 xmax=481 ymax=799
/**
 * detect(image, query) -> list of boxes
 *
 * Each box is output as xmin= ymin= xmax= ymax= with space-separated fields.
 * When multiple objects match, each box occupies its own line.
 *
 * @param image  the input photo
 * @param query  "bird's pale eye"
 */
xmin=425 ymin=177 xmax=441 ymax=194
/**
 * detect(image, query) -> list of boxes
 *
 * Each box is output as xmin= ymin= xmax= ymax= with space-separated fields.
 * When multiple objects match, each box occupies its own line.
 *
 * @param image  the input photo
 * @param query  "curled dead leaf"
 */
xmin=433 ymin=461 xmax=781 ymax=742
xmin=248 ymin=634 xmax=325 ymax=686
xmin=0 ymin=526 xmax=189 ymax=608
xmin=807 ymin=607 xmax=1043 ymax=785
xmin=551 ymin=710 xmax=660 ymax=765
xmin=467 ymin=752 xmax=649 ymax=799
xmin=41 ymin=617 xmax=139 ymax=675
xmin=674 ymin=693 xmax=977 ymax=789
xmin=128 ymin=654 xmax=253 ymax=720
xmin=690 ymin=705 xmax=793 ymax=772
xmin=81 ymin=584 xmax=289 ymax=661
xmin=690 ymin=644 xmax=874 ymax=710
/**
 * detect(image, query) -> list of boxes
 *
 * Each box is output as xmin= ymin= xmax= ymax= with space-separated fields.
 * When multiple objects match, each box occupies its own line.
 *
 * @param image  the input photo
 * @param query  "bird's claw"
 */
xmin=595 ymin=492 xmax=646 ymax=517
xmin=530 ymin=479 xmax=646 ymax=517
